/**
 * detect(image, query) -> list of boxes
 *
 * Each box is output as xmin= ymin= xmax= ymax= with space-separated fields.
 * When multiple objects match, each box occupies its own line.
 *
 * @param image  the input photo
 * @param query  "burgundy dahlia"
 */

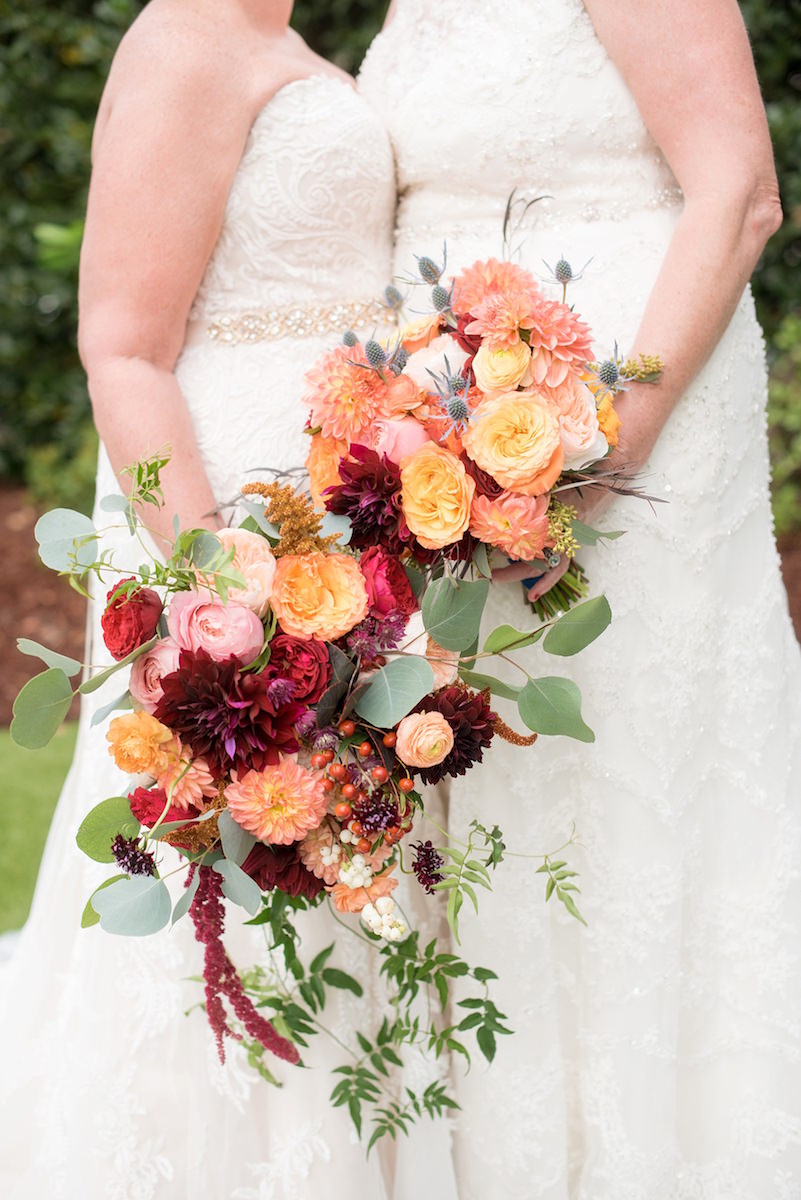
xmin=414 ymin=684 xmax=496 ymax=784
xmin=154 ymin=649 xmax=305 ymax=777
xmin=324 ymin=445 xmax=410 ymax=555
xmin=241 ymin=843 xmax=324 ymax=901
xmin=411 ymin=840 xmax=445 ymax=893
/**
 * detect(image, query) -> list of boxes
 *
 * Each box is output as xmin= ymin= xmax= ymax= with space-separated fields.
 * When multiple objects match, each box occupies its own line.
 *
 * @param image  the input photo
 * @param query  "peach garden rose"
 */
xmin=270 ymin=551 xmax=368 ymax=641
xmin=461 ymin=389 xmax=564 ymax=496
xmin=215 ymin=527 xmax=277 ymax=617
xmin=106 ymin=711 xmax=174 ymax=776
xmin=400 ymin=442 xmax=475 ymax=549
xmin=545 ymin=374 xmax=609 ymax=470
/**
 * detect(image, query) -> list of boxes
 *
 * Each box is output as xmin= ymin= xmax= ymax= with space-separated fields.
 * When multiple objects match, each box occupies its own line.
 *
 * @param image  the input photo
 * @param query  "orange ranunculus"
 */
xmin=106 ymin=711 xmax=173 ymax=776
xmin=597 ymin=393 xmax=621 ymax=448
xmin=329 ymin=865 xmax=398 ymax=914
xmin=399 ymin=313 xmax=442 ymax=353
xmin=224 ymin=756 xmax=329 ymax=845
xmin=270 ymin=551 xmax=368 ymax=641
xmin=306 ymin=434 xmax=348 ymax=509
xmin=461 ymin=390 xmax=564 ymax=497
xmin=400 ymin=442 xmax=475 ymax=549
xmin=395 ymin=711 xmax=454 ymax=769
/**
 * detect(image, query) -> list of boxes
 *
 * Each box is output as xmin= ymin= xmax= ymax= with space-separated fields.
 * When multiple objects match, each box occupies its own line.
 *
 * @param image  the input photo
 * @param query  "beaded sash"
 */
xmin=206 ymin=297 xmax=393 ymax=346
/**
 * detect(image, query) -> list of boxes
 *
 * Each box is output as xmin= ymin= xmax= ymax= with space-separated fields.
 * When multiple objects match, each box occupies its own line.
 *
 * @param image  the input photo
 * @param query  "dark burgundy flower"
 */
xmin=111 ymin=834 xmax=156 ymax=876
xmin=359 ymin=546 xmax=418 ymax=619
xmin=241 ymin=843 xmax=324 ymax=901
xmin=154 ymin=649 xmax=305 ymax=777
xmin=413 ymin=684 xmax=496 ymax=784
xmin=265 ymin=634 xmax=331 ymax=704
xmin=324 ymin=445 xmax=411 ymax=555
xmin=353 ymin=792 xmax=400 ymax=834
xmin=463 ymin=456 xmax=504 ymax=499
xmin=128 ymin=786 xmax=200 ymax=850
xmin=345 ymin=612 xmax=407 ymax=659
xmin=449 ymin=314 xmax=482 ymax=379
xmin=410 ymin=529 xmax=479 ymax=568
xmin=411 ymin=840 xmax=445 ymax=893
xmin=101 ymin=577 xmax=162 ymax=660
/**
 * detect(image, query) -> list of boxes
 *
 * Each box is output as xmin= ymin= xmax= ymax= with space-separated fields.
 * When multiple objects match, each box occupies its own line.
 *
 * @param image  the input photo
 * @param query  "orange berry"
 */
xmin=398 ymin=777 xmax=415 ymax=793
xmin=382 ymin=731 xmax=397 ymax=748
xmin=358 ymin=740 xmax=373 ymax=758
xmin=311 ymin=752 xmax=327 ymax=768
xmin=321 ymin=748 xmax=335 ymax=764
xmin=342 ymin=782 xmax=357 ymax=801
xmin=334 ymin=801 xmax=352 ymax=820
xmin=350 ymin=820 xmax=364 ymax=837
xmin=321 ymin=778 xmax=335 ymax=794
xmin=371 ymin=765 xmax=389 ymax=783
xmin=328 ymin=763 xmax=348 ymax=782
xmin=338 ymin=720 xmax=356 ymax=737
xmin=357 ymin=837 xmax=372 ymax=854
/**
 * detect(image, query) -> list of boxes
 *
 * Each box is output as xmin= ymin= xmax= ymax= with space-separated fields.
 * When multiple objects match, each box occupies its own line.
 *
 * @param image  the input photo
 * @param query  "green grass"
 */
xmin=0 ymin=724 xmax=77 ymax=933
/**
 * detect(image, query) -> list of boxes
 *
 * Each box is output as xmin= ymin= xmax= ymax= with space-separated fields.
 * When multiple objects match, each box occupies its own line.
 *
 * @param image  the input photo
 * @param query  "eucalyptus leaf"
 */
xmin=471 ymin=542 xmax=492 ymax=579
xmin=16 ymin=638 xmax=82 ymax=677
xmin=188 ymin=530 xmax=224 ymax=569
xmin=99 ymin=493 xmax=130 ymax=513
xmin=542 ymin=595 xmax=612 ymax=657
xmin=457 ymin=669 xmax=522 ymax=701
xmin=218 ymin=810 xmax=257 ymax=867
xmin=171 ymin=869 xmax=201 ymax=926
xmin=482 ymin=623 xmax=544 ymax=655
xmin=571 ymin=520 xmax=625 ymax=547
xmin=76 ymin=796 xmax=140 ymax=863
xmin=517 ymin=677 xmax=595 ymax=742
xmin=315 ymin=679 xmax=349 ymax=728
xmin=34 ymin=508 xmax=97 ymax=572
xmin=81 ymin=874 xmax=127 ymax=929
xmin=92 ymin=874 xmax=172 ymax=936
xmin=213 ymin=859 xmax=262 ymax=916
xmin=402 ymin=561 xmax=426 ymax=601
xmin=421 ymin=576 xmax=489 ymax=652
xmin=90 ymin=690 xmax=134 ymax=727
xmin=240 ymin=499 xmax=280 ymax=539
xmin=319 ymin=511 xmax=353 ymax=546
xmin=78 ymin=637 xmax=157 ymax=695
xmin=10 ymin=668 xmax=74 ymax=749
xmin=354 ymin=656 xmax=435 ymax=728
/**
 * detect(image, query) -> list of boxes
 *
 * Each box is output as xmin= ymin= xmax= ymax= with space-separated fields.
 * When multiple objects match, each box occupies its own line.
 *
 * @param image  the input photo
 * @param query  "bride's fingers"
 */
xmin=492 ymin=559 xmax=549 ymax=584
xmin=526 ymin=556 xmax=571 ymax=602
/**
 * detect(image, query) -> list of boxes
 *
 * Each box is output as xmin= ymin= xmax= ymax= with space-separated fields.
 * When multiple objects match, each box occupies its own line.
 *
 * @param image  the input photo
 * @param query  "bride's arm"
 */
xmin=522 ymin=0 xmax=781 ymax=601
xmin=584 ymin=0 xmax=781 ymax=469
xmin=78 ymin=27 xmax=255 ymax=549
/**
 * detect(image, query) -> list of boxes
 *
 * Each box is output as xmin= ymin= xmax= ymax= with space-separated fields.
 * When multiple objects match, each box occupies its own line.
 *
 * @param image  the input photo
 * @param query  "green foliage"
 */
xmin=767 ymin=314 xmax=801 ymax=535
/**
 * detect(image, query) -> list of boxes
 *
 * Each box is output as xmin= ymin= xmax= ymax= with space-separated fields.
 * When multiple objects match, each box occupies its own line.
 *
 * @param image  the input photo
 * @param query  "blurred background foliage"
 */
xmin=1 ymin=1 xmax=799 ymax=525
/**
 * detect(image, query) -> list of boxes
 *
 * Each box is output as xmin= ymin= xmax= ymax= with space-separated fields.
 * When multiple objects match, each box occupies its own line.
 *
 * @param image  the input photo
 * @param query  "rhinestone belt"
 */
xmin=206 ymin=297 xmax=393 ymax=345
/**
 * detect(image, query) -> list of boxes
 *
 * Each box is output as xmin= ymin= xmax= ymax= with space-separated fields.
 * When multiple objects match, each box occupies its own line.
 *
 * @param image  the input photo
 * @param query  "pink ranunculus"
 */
xmin=129 ymin=637 xmax=182 ymax=713
xmin=374 ymin=417 xmax=432 ymax=465
xmin=359 ymin=546 xmax=418 ymax=619
xmin=545 ymin=374 xmax=609 ymax=470
xmin=167 ymin=590 xmax=264 ymax=664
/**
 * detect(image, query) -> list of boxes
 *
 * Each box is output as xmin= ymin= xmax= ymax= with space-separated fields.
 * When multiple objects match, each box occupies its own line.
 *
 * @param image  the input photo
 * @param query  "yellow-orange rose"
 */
xmin=106 ymin=711 xmax=173 ymax=775
xmin=271 ymin=552 xmax=368 ymax=641
xmin=461 ymin=390 xmax=564 ymax=497
xmin=472 ymin=339 xmax=532 ymax=395
xmin=400 ymin=443 xmax=475 ymax=549
xmin=399 ymin=313 xmax=442 ymax=353
xmin=395 ymin=711 xmax=455 ymax=768
xmin=306 ymin=434 xmax=348 ymax=509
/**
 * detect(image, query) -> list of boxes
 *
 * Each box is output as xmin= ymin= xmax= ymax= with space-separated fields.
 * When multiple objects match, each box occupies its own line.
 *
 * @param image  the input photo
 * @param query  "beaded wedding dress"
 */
xmin=0 ymin=77 xmax=434 ymax=1200
xmin=360 ymin=4 xmax=801 ymax=1197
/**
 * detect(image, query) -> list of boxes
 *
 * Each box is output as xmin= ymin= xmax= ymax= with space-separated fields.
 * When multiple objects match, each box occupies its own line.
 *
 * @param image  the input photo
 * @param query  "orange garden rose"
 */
xmin=383 ymin=372 xmax=427 ymax=416
xmin=270 ymin=552 xmax=368 ymax=641
xmin=306 ymin=434 xmax=348 ymax=509
xmin=399 ymin=313 xmax=442 ymax=353
xmin=461 ymin=390 xmax=564 ymax=496
xmin=469 ymin=490 xmax=551 ymax=561
xmin=329 ymin=865 xmax=398 ymax=914
xmin=597 ymin=393 xmax=621 ymax=448
xmin=472 ymin=339 xmax=532 ymax=394
xmin=400 ymin=442 xmax=475 ymax=549
xmin=224 ymin=756 xmax=329 ymax=845
xmin=395 ymin=711 xmax=455 ymax=769
xmin=106 ymin=711 xmax=173 ymax=776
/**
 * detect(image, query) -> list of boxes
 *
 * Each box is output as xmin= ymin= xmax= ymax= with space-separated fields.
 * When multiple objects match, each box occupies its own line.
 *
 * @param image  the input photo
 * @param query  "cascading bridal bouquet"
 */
xmin=11 ymin=236 xmax=660 ymax=1143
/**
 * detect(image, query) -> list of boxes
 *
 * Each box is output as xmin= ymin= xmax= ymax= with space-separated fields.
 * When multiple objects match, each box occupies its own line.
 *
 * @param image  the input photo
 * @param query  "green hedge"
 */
xmin=1 ymin=2 xmax=799 ymax=526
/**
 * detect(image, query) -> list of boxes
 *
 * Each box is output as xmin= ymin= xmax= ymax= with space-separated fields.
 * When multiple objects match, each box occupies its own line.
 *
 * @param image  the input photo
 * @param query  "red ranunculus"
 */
xmin=101 ymin=578 xmax=163 ymax=661
xmin=128 ymin=786 xmax=200 ymax=849
xmin=359 ymin=546 xmax=418 ymax=620
xmin=265 ymin=634 xmax=332 ymax=704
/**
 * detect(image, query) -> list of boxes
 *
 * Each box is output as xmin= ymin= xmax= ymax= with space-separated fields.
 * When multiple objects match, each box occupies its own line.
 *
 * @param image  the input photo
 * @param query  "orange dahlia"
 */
xmin=303 ymin=344 xmax=389 ymax=443
xmin=224 ymin=757 xmax=329 ymax=845
xmin=469 ymin=490 xmax=551 ymax=561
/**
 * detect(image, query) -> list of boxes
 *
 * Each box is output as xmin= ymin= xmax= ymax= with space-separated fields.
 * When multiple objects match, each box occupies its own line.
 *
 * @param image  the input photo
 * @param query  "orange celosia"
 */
xmin=224 ymin=757 xmax=329 ymax=845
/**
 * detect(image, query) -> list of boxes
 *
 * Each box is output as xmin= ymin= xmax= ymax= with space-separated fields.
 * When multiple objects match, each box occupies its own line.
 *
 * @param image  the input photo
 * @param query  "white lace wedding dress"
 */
xmin=360 ymin=4 xmax=801 ymax=1197
xmin=0 ymin=76 xmax=427 ymax=1200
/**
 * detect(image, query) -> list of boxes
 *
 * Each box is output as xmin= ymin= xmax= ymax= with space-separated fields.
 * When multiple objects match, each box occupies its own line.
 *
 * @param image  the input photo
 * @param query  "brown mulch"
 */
xmin=1 ymin=484 xmax=801 ymax=727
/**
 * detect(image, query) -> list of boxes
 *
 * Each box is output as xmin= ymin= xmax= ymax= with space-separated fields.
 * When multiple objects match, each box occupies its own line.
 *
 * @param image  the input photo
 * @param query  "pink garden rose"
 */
xmin=359 ymin=546 xmax=418 ymax=619
xmin=215 ymin=528 xmax=276 ymax=617
xmin=129 ymin=637 xmax=182 ymax=713
xmin=545 ymin=374 xmax=609 ymax=469
xmin=373 ymin=417 xmax=432 ymax=465
xmin=167 ymin=589 xmax=264 ymax=664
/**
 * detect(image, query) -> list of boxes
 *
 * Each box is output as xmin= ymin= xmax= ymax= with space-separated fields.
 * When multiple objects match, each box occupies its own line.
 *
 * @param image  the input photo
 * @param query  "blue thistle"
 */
xmin=431 ymin=284 xmax=451 ymax=312
xmin=384 ymin=284 xmax=404 ymax=310
xmin=585 ymin=341 xmax=627 ymax=399
xmin=365 ymin=339 xmax=388 ymax=369
xmin=343 ymin=330 xmax=359 ymax=347
xmin=390 ymin=346 xmax=409 ymax=374
xmin=417 ymin=255 xmax=442 ymax=284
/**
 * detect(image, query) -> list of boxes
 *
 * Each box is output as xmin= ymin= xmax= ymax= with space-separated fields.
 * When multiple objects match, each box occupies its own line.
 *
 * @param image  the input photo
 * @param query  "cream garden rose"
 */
xmin=472 ymin=339 xmax=532 ymax=394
